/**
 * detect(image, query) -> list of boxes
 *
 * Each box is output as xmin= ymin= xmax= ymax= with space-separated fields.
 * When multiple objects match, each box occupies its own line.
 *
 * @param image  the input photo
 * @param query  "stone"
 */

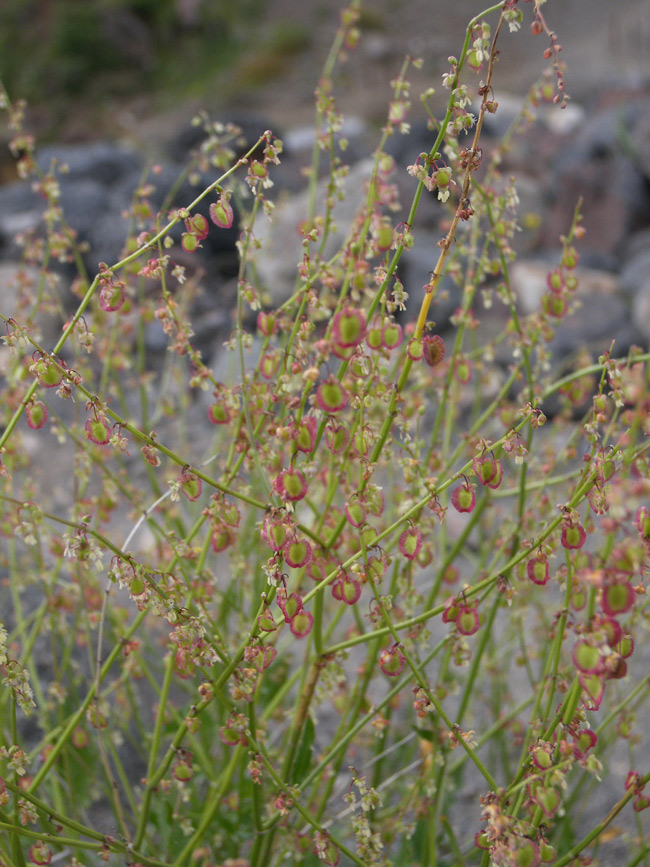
xmin=36 ymin=141 xmax=142 ymax=186
xmin=254 ymin=157 xmax=376 ymax=305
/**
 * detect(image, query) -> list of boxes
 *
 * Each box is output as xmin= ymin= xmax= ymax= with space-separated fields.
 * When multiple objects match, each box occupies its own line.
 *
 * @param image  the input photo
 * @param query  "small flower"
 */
xmin=374 ymin=219 xmax=394 ymax=251
xmin=257 ymin=610 xmax=277 ymax=632
xmin=633 ymin=793 xmax=650 ymax=812
xmin=31 ymin=356 xmax=63 ymax=388
xmin=262 ymin=513 xmax=291 ymax=551
xmin=325 ymin=423 xmax=349 ymax=454
xmin=141 ymin=443 xmax=161 ymax=466
xmin=313 ymin=830 xmax=340 ymax=866
xmin=259 ymin=350 xmax=280 ymax=380
xmin=365 ymin=325 xmax=384 ymax=351
xmin=220 ymin=724 xmax=246 ymax=747
xmin=454 ymin=357 xmax=472 ymax=383
xmin=28 ymin=843 xmax=52 ymax=866
xmin=173 ymin=760 xmax=194 ymax=783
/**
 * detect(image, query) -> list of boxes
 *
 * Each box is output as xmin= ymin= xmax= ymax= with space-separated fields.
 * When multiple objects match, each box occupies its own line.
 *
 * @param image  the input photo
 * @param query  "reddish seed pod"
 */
xmin=398 ymin=527 xmax=422 ymax=560
xmin=451 ymin=482 xmax=476 ymax=513
xmin=180 ymin=470 xmax=202 ymax=501
xmin=332 ymin=307 xmax=366 ymax=348
xmin=378 ymin=645 xmax=405 ymax=677
xmin=316 ymin=376 xmax=348 ymax=413
xmin=560 ymin=520 xmax=586 ymax=550
xmin=210 ymin=196 xmax=234 ymax=229
xmin=422 ymin=334 xmax=445 ymax=367
xmin=26 ymin=400 xmax=48 ymax=430
xmin=85 ymin=417 xmax=111 ymax=445
xmin=273 ymin=468 xmax=308 ymax=502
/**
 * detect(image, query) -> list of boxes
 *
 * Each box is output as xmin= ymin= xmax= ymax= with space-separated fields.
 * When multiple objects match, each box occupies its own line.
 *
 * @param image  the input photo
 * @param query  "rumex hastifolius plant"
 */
xmin=0 ymin=3 xmax=649 ymax=866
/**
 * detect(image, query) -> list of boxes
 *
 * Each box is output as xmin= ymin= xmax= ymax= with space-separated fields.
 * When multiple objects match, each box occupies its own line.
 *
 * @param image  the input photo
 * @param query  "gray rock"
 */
xmin=0 ymin=180 xmax=42 ymax=251
xmin=36 ymin=141 xmax=142 ymax=186
xmin=632 ymin=282 xmax=650 ymax=342
xmin=254 ymin=157 xmax=375 ymax=305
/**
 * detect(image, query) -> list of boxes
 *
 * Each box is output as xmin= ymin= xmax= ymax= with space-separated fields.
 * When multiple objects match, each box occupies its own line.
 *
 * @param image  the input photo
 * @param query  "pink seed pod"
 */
xmin=26 ymin=400 xmax=48 ymax=430
xmin=289 ymin=610 xmax=313 ymax=638
xmin=257 ymin=311 xmax=277 ymax=336
xmin=561 ymin=520 xmax=586 ymax=550
xmin=211 ymin=524 xmax=234 ymax=552
xmin=181 ymin=232 xmax=200 ymax=253
xmin=273 ymin=468 xmax=308 ymax=502
xmin=527 ymin=555 xmax=550 ymax=586
xmin=422 ymin=334 xmax=445 ymax=367
xmin=451 ymin=482 xmax=476 ymax=513
xmin=572 ymin=639 xmax=603 ymax=674
xmin=398 ymin=526 xmax=422 ymax=560
xmin=85 ymin=417 xmax=111 ymax=445
xmin=378 ymin=645 xmax=405 ymax=677
xmin=332 ymin=307 xmax=366 ymax=348
xmin=473 ymin=452 xmax=501 ymax=487
xmin=185 ymin=212 xmax=209 ymax=239
xmin=316 ymin=376 xmax=348 ymax=413
xmin=283 ymin=535 xmax=312 ymax=569
xmin=382 ymin=321 xmax=403 ymax=349
xmin=98 ymin=280 xmax=125 ymax=313
xmin=344 ymin=499 xmax=366 ymax=528
xmin=180 ymin=470 xmax=202 ymax=501
xmin=278 ymin=591 xmax=303 ymax=622
xmin=331 ymin=573 xmax=361 ymax=605
xmin=294 ymin=416 xmax=317 ymax=453
xmin=208 ymin=401 xmax=230 ymax=424
xmin=600 ymin=579 xmax=634 ymax=617
xmin=209 ymin=196 xmax=234 ymax=229
xmin=456 ymin=605 xmax=479 ymax=636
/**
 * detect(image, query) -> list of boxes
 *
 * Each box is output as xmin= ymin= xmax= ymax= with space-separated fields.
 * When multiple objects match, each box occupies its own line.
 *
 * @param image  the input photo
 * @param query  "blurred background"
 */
xmin=1 ymin=0 xmax=650 ymax=148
